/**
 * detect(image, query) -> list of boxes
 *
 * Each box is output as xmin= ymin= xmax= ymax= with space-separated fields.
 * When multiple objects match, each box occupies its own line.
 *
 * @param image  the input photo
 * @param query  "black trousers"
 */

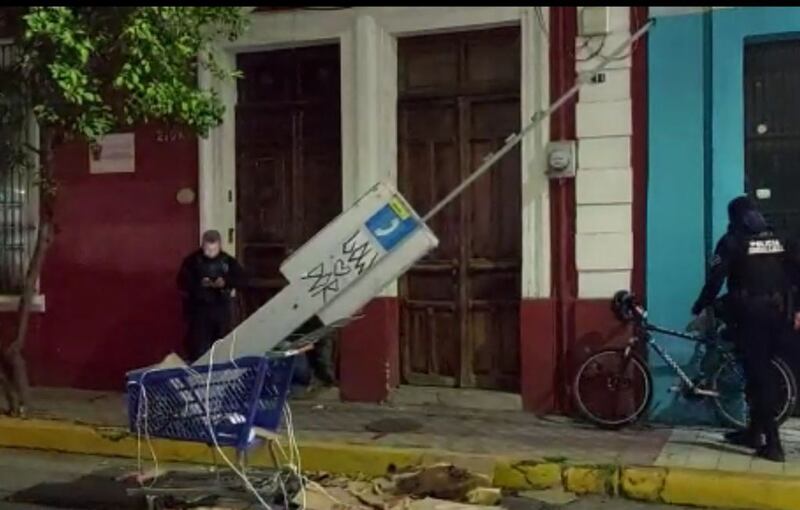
xmin=735 ymin=300 xmax=784 ymax=443
xmin=185 ymin=303 xmax=232 ymax=363
xmin=307 ymin=336 xmax=335 ymax=384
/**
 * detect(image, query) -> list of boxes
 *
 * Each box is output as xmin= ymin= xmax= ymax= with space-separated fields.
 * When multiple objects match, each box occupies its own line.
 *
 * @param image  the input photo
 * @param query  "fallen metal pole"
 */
xmin=422 ymin=18 xmax=656 ymax=223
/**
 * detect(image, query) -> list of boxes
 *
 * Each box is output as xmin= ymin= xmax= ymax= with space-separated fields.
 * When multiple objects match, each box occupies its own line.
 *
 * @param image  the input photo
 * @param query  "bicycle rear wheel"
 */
xmin=573 ymin=348 xmax=653 ymax=429
xmin=712 ymin=355 xmax=798 ymax=429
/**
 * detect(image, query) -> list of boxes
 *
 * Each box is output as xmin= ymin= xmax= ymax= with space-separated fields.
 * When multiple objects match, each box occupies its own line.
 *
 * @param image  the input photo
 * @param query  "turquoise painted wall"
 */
xmin=647 ymin=7 xmax=800 ymax=423
xmin=647 ymin=12 xmax=711 ymax=424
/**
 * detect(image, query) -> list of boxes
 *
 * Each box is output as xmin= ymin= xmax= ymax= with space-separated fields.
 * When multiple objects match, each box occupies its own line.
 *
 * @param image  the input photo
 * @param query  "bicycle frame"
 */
xmin=627 ymin=306 xmax=727 ymax=398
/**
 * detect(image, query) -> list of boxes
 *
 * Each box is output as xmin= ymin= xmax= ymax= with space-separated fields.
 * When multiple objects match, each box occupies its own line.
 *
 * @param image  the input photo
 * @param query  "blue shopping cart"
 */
xmin=126 ymin=351 xmax=299 ymax=456
xmin=124 ymin=319 xmax=354 ymax=510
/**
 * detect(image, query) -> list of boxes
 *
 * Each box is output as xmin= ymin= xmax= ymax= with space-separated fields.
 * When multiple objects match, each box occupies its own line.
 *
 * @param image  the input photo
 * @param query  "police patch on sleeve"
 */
xmin=710 ymin=254 xmax=722 ymax=268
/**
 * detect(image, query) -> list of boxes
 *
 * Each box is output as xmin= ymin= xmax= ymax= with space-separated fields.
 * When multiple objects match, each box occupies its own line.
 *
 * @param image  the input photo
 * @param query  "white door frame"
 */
xmin=198 ymin=6 xmax=551 ymax=299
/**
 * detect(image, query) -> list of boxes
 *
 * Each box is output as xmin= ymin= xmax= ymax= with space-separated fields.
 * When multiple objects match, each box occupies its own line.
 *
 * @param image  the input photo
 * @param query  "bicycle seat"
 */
xmin=612 ymin=290 xmax=638 ymax=322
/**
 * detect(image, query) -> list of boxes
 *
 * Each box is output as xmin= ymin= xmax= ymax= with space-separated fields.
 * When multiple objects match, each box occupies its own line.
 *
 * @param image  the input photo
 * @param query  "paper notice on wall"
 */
xmin=89 ymin=133 xmax=135 ymax=174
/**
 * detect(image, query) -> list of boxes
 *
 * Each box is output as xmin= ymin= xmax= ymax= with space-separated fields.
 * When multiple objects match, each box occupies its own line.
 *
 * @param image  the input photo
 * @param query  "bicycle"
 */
xmin=573 ymin=290 xmax=798 ymax=430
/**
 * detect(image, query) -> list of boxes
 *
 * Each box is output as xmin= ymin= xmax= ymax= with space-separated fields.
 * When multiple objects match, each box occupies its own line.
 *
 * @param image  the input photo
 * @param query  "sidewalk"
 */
xmin=2 ymin=387 xmax=800 ymax=509
xmin=24 ymin=388 xmax=669 ymax=465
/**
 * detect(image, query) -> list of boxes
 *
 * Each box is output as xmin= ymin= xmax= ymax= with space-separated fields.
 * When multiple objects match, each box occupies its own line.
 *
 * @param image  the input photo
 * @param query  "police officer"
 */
xmin=294 ymin=318 xmax=336 ymax=388
xmin=692 ymin=196 xmax=790 ymax=462
xmin=177 ymin=230 xmax=245 ymax=362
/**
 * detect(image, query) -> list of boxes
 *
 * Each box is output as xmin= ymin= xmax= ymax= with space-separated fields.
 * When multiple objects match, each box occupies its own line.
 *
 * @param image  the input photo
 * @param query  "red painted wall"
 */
xmin=8 ymin=125 xmax=199 ymax=390
xmin=520 ymin=299 xmax=557 ymax=412
xmin=339 ymin=297 xmax=399 ymax=402
xmin=521 ymin=7 xmax=648 ymax=415
xmin=550 ymin=6 xmax=580 ymax=413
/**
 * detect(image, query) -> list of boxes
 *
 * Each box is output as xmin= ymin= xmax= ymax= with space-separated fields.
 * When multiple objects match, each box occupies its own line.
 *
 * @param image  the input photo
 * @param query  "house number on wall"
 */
xmin=155 ymin=129 xmax=186 ymax=143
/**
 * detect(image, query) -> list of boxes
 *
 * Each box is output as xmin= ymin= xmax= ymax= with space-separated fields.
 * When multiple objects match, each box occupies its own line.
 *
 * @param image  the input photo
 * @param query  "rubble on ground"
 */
xmin=295 ymin=463 xmax=575 ymax=510
xmin=517 ymin=488 xmax=578 ymax=506
xmin=296 ymin=465 xmax=495 ymax=510
xmin=132 ymin=462 xmax=578 ymax=510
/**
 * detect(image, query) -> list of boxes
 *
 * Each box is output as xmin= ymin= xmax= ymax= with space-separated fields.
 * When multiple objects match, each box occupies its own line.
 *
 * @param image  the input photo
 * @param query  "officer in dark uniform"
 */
xmin=294 ymin=317 xmax=336 ymax=387
xmin=177 ymin=230 xmax=245 ymax=362
xmin=692 ymin=196 xmax=791 ymax=462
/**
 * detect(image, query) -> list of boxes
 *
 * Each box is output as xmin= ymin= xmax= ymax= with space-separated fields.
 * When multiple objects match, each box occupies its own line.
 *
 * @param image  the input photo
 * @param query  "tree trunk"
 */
xmin=0 ymin=363 xmax=14 ymax=413
xmin=2 ymin=127 xmax=56 ymax=416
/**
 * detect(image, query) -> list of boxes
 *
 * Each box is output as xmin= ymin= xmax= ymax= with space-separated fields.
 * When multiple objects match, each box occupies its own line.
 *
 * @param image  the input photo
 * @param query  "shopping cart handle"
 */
xmin=265 ymin=341 xmax=316 ymax=358
xmin=287 ymin=343 xmax=315 ymax=356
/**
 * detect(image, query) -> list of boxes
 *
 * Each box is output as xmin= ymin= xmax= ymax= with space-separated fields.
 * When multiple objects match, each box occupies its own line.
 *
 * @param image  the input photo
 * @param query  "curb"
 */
xmin=1 ymin=417 xmax=799 ymax=510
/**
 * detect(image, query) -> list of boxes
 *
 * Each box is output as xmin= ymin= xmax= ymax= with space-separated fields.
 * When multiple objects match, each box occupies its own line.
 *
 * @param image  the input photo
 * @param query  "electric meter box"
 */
xmin=546 ymin=140 xmax=577 ymax=179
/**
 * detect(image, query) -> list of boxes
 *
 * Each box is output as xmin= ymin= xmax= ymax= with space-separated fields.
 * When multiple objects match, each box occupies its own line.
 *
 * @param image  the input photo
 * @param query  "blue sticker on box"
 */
xmin=365 ymin=197 xmax=419 ymax=252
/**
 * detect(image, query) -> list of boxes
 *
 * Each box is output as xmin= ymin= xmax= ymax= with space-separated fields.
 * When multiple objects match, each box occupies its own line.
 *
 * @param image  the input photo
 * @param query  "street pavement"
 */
xmin=25 ymin=387 xmax=800 ymax=477
xmin=0 ymin=448 xmax=739 ymax=510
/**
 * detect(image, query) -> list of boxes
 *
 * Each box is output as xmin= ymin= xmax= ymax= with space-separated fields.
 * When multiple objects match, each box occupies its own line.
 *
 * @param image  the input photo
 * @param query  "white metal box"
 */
xmin=193 ymin=181 xmax=439 ymax=365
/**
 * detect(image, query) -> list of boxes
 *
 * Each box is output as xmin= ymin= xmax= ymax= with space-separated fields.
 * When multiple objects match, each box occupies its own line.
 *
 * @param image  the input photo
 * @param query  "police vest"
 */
xmin=731 ymin=231 xmax=789 ymax=298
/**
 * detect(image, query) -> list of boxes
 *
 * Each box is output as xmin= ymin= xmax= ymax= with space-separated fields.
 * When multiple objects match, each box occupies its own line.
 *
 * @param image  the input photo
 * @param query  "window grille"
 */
xmin=0 ymin=41 xmax=37 ymax=294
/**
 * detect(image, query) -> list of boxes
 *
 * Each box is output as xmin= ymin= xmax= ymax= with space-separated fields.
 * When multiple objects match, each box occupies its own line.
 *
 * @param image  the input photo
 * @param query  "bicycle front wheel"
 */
xmin=573 ymin=348 xmax=653 ymax=429
xmin=712 ymin=355 xmax=798 ymax=429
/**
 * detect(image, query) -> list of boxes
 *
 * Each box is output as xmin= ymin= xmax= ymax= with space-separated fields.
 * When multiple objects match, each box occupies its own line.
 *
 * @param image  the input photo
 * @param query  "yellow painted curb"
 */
xmin=493 ymin=461 xmax=562 ymax=490
xmin=564 ymin=465 xmax=619 ymax=495
xmin=620 ymin=466 xmax=667 ymax=502
xmin=619 ymin=465 xmax=800 ymax=510
xmin=0 ymin=417 xmax=226 ymax=465
xmin=660 ymin=467 xmax=800 ymax=510
xmin=4 ymin=417 xmax=800 ymax=510
xmin=0 ymin=417 xmax=498 ymax=477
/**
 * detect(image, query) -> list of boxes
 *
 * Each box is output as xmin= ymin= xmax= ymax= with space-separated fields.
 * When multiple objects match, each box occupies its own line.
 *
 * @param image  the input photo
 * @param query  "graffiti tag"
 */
xmin=301 ymin=230 xmax=380 ymax=304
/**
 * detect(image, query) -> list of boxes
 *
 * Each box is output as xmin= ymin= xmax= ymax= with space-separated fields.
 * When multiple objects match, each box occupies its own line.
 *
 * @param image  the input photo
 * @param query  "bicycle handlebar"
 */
xmin=611 ymin=289 xmax=720 ymax=345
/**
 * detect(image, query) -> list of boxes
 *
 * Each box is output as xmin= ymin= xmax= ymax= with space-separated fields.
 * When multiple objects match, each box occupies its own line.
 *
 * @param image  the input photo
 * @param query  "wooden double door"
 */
xmin=235 ymin=44 xmax=342 ymax=314
xmin=233 ymin=31 xmax=522 ymax=392
xmin=398 ymin=27 xmax=522 ymax=391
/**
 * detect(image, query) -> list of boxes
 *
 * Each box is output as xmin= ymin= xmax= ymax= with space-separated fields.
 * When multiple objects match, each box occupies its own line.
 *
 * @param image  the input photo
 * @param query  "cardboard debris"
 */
xmin=311 ymin=473 xmax=358 ymax=489
xmin=115 ymin=467 xmax=165 ymax=484
xmin=373 ymin=477 xmax=396 ymax=493
xmin=191 ymin=504 xmax=250 ymax=510
xmin=349 ymin=481 xmax=392 ymax=509
xmin=408 ymin=497 xmax=502 ymax=510
xmin=519 ymin=488 xmax=578 ymax=506
xmin=296 ymin=483 xmax=367 ymax=510
xmin=465 ymin=488 xmax=501 ymax=506
xmin=154 ymin=352 xmax=189 ymax=370
xmin=128 ymin=352 xmax=188 ymax=376
xmin=394 ymin=464 xmax=492 ymax=501
xmin=307 ymin=464 xmax=500 ymax=510
xmin=136 ymin=464 xmax=505 ymax=510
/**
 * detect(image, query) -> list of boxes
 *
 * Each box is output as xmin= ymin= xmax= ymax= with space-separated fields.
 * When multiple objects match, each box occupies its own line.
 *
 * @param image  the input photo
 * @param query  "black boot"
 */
xmin=724 ymin=427 xmax=763 ymax=449
xmin=756 ymin=427 xmax=785 ymax=463
xmin=756 ymin=442 xmax=785 ymax=462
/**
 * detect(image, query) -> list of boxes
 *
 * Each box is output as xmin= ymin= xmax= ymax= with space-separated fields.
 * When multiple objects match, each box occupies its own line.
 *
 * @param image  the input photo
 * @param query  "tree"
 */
xmin=0 ymin=6 xmax=248 ymax=415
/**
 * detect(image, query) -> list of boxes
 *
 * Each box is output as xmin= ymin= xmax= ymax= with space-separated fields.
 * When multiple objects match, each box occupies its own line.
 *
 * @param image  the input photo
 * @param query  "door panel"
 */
xmin=299 ymin=106 xmax=343 ymax=242
xmin=745 ymin=39 xmax=800 ymax=237
xmin=399 ymin=101 xmax=462 ymax=258
xmin=465 ymin=97 xmax=521 ymax=391
xmin=398 ymin=26 xmax=521 ymax=391
xmin=236 ymin=45 xmax=342 ymax=315
xmin=399 ymin=99 xmax=462 ymax=386
xmin=235 ymin=105 xmax=294 ymax=310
